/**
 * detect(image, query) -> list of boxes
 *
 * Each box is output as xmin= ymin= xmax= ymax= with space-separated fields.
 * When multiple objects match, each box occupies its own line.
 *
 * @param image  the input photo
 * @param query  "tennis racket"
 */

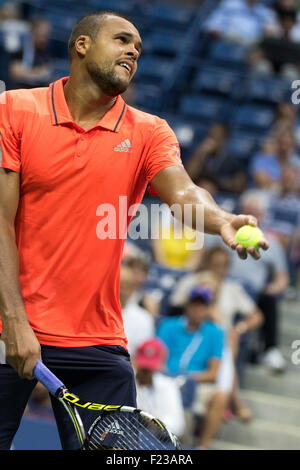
xmin=33 ymin=360 xmax=181 ymax=450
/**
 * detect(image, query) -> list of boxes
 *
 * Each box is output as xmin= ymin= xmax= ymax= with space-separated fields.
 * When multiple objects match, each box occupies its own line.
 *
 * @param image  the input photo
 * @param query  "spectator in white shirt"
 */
xmin=120 ymin=263 xmax=155 ymax=357
xmin=205 ymin=0 xmax=278 ymax=45
xmin=134 ymin=338 xmax=185 ymax=438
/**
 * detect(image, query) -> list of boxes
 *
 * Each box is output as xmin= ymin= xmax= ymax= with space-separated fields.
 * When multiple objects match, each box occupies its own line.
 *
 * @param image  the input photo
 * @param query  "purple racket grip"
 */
xmin=33 ymin=360 xmax=65 ymax=396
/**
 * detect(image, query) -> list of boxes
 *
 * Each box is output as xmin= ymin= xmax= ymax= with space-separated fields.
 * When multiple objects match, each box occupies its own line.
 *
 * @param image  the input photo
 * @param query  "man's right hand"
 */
xmin=1 ymin=318 xmax=41 ymax=379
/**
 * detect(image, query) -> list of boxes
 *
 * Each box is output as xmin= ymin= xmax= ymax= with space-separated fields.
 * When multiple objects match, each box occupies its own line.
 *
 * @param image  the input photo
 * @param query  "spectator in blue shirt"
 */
xmin=157 ymin=286 xmax=227 ymax=449
xmin=250 ymin=137 xmax=281 ymax=190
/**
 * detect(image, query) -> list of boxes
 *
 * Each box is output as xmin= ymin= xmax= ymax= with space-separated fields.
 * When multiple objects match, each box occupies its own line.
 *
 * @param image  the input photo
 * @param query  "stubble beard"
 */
xmin=86 ymin=60 xmax=129 ymax=97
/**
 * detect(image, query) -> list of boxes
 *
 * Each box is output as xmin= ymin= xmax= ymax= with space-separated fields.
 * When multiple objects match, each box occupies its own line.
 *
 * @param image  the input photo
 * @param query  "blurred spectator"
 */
xmin=250 ymin=137 xmax=281 ymax=190
xmin=9 ymin=17 xmax=53 ymax=89
xmin=265 ymin=164 xmax=300 ymax=248
xmin=120 ymin=263 xmax=155 ymax=357
xmin=157 ymin=285 xmax=228 ymax=449
xmin=134 ymin=338 xmax=185 ymax=438
xmin=254 ymin=1 xmax=300 ymax=78
xmin=272 ymin=101 xmax=299 ymax=141
xmin=275 ymin=131 xmax=300 ymax=176
xmin=186 ymin=123 xmax=246 ymax=194
xmin=169 ymin=247 xmax=263 ymax=421
xmin=151 ymin=204 xmax=203 ymax=272
xmin=0 ymin=2 xmax=29 ymax=53
xmin=228 ymin=190 xmax=289 ymax=371
xmin=122 ymin=241 xmax=161 ymax=317
xmin=25 ymin=383 xmax=54 ymax=422
xmin=204 ymin=0 xmax=278 ymax=45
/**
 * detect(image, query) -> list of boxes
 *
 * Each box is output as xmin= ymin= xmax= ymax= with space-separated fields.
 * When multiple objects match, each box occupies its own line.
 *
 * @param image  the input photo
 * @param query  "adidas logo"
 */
xmin=114 ymin=139 xmax=132 ymax=153
xmin=103 ymin=420 xmax=124 ymax=436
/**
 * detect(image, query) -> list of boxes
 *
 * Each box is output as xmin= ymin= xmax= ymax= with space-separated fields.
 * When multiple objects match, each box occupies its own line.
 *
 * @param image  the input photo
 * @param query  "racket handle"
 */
xmin=33 ymin=360 xmax=65 ymax=396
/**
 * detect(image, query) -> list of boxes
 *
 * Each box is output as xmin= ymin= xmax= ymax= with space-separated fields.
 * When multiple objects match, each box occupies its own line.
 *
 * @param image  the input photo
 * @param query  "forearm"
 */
xmin=190 ymin=369 xmax=218 ymax=384
xmin=174 ymin=185 xmax=234 ymax=235
xmin=0 ymin=218 xmax=27 ymax=322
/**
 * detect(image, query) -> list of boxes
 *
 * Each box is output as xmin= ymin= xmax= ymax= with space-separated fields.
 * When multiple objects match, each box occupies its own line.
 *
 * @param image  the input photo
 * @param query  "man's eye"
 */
xmin=117 ymin=36 xmax=127 ymax=43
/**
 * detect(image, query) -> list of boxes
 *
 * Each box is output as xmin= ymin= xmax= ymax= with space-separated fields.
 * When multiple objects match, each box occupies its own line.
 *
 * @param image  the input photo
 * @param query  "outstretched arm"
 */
xmin=150 ymin=166 xmax=269 ymax=260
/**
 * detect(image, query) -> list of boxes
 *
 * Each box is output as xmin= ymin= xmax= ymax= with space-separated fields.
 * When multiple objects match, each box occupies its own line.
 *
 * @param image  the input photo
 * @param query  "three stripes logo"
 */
xmin=114 ymin=139 xmax=132 ymax=153
xmin=100 ymin=420 xmax=124 ymax=441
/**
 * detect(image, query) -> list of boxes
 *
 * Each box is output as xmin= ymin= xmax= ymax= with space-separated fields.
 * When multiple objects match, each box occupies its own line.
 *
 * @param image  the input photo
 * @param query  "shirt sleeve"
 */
xmin=156 ymin=318 xmax=174 ymax=351
xmin=211 ymin=327 xmax=225 ymax=360
xmin=144 ymin=118 xmax=183 ymax=196
xmin=0 ymin=92 xmax=21 ymax=173
xmin=232 ymin=282 xmax=256 ymax=316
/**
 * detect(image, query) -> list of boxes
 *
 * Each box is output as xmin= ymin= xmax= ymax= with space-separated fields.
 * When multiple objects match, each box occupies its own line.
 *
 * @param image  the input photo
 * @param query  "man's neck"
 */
xmin=63 ymin=74 xmax=117 ymax=126
xmin=186 ymin=321 xmax=204 ymax=332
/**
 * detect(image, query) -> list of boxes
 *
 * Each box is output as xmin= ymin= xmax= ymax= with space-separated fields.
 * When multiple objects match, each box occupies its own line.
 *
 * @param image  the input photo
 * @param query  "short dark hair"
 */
xmin=68 ymin=10 xmax=138 ymax=61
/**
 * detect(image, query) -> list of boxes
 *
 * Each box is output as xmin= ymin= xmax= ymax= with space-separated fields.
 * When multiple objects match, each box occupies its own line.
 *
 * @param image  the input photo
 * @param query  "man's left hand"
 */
xmin=220 ymin=214 xmax=269 ymax=260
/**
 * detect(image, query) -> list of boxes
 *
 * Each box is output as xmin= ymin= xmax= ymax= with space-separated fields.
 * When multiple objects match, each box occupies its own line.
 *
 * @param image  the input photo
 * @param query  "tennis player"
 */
xmin=0 ymin=11 xmax=268 ymax=450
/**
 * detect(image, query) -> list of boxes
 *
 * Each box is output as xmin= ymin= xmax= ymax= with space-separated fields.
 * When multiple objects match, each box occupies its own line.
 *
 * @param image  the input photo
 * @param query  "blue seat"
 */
xmin=233 ymin=104 xmax=275 ymax=131
xmin=163 ymin=115 xmax=208 ymax=150
xmin=179 ymin=94 xmax=231 ymax=123
xmin=226 ymin=129 xmax=264 ymax=158
xmin=208 ymin=40 xmax=248 ymax=69
xmin=192 ymin=66 xmax=242 ymax=96
xmin=148 ymin=2 xmax=194 ymax=31
xmin=241 ymin=75 xmax=291 ymax=104
xmin=51 ymin=59 xmax=70 ymax=81
xmin=134 ymin=55 xmax=174 ymax=83
xmin=143 ymin=30 xmax=183 ymax=57
xmin=132 ymin=82 xmax=164 ymax=112
xmin=90 ymin=0 xmax=134 ymax=14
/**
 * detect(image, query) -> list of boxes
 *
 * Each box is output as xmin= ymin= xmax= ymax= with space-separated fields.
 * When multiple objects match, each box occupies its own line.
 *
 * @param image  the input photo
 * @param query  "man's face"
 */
xmin=119 ymin=265 xmax=137 ymax=307
xmin=185 ymin=300 xmax=210 ymax=328
xmin=207 ymin=252 xmax=230 ymax=280
xmin=82 ymin=16 xmax=142 ymax=96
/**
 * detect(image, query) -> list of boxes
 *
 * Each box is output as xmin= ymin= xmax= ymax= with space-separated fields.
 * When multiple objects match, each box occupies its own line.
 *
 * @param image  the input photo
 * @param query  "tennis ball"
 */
xmin=235 ymin=225 xmax=263 ymax=249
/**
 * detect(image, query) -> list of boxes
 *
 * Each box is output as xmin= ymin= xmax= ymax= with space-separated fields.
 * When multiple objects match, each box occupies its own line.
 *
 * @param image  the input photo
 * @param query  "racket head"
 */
xmin=84 ymin=406 xmax=181 ymax=450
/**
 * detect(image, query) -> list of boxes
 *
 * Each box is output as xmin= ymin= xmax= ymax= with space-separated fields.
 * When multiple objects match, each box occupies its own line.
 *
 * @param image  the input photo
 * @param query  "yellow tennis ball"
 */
xmin=235 ymin=225 xmax=263 ymax=249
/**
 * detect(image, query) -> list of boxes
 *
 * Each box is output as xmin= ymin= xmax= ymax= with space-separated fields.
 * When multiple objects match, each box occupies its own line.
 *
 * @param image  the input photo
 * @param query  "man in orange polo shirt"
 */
xmin=0 ymin=11 xmax=268 ymax=449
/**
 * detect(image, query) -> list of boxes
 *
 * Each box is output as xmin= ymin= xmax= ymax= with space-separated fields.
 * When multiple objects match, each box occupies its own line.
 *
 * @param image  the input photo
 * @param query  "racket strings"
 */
xmin=87 ymin=411 xmax=172 ymax=450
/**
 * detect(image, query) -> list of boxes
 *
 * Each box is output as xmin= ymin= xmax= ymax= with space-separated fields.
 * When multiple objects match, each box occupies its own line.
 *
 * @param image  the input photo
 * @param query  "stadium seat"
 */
xmin=226 ymin=129 xmax=263 ymax=159
xmin=147 ymin=1 xmax=194 ymax=31
xmin=208 ymin=40 xmax=249 ymax=69
xmin=192 ymin=65 xmax=242 ymax=96
xmin=162 ymin=114 xmax=208 ymax=153
xmin=89 ymin=0 xmax=135 ymax=14
xmin=134 ymin=55 xmax=174 ymax=84
xmin=131 ymin=82 xmax=164 ymax=112
xmin=238 ymin=75 xmax=291 ymax=104
xmin=178 ymin=93 xmax=232 ymax=123
xmin=143 ymin=30 xmax=183 ymax=57
xmin=233 ymin=104 xmax=275 ymax=131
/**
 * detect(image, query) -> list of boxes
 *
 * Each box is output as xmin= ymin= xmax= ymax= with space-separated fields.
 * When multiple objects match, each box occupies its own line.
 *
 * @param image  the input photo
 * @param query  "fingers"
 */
xmin=233 ymin=214 xmax=258 ymax=229
xmin=234 ymin=244 xmax=262 ymax=260
xmin=258 ymin=238 xmax=269 ymax=251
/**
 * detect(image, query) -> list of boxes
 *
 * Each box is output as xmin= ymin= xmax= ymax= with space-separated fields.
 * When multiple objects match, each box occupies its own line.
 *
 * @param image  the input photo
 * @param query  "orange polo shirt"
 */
xmin=0 ymin=76 xmax=183 ymax=348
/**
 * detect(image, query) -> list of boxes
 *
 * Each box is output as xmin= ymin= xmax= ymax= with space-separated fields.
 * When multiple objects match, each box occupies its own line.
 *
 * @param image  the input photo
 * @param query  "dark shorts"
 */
xmin=0 ymin=344 xmax=137 ymax=450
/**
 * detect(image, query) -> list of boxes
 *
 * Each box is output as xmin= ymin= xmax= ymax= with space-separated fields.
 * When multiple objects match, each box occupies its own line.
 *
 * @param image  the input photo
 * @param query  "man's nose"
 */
xmin=125 ymin=44 xmax=139 ymax=60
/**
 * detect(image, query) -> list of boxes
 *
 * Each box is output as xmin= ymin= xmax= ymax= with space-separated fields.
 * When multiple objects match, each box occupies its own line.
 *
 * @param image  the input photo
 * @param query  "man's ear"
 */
xmin=74 ymin=35 xmax=91 ymax=58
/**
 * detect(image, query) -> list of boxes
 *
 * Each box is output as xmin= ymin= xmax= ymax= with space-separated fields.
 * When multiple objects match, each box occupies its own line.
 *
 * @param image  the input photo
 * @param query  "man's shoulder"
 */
xmin=6 ymin=86 xmax=49 ymax=111
xmin=125 ymin=103 xmax=167 ymax=129
xmin=159 ymin=315 xmax=184 ymax=330
xmin=203 ymin=320 xmax=224 ymax=336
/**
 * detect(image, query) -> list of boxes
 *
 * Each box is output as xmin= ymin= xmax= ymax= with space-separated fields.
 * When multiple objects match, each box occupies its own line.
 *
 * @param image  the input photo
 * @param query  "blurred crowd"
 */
xmin=2 ymin=0 xmax=299 ymax=451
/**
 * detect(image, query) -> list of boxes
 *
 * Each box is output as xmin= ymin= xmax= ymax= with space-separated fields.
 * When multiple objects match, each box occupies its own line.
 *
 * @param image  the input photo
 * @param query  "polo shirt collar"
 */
xmin=48 ymin=76 xmax=127 ymax=132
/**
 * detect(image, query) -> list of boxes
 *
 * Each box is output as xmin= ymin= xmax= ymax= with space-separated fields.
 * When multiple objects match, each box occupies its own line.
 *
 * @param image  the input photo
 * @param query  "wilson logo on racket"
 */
xmin=64 ymin=392 xmax=121 ymax=412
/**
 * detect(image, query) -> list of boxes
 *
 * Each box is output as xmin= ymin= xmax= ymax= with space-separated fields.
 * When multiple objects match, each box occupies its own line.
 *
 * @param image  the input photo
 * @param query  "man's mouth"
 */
xmin=117 ymin=62 xmax=132 ymax=75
